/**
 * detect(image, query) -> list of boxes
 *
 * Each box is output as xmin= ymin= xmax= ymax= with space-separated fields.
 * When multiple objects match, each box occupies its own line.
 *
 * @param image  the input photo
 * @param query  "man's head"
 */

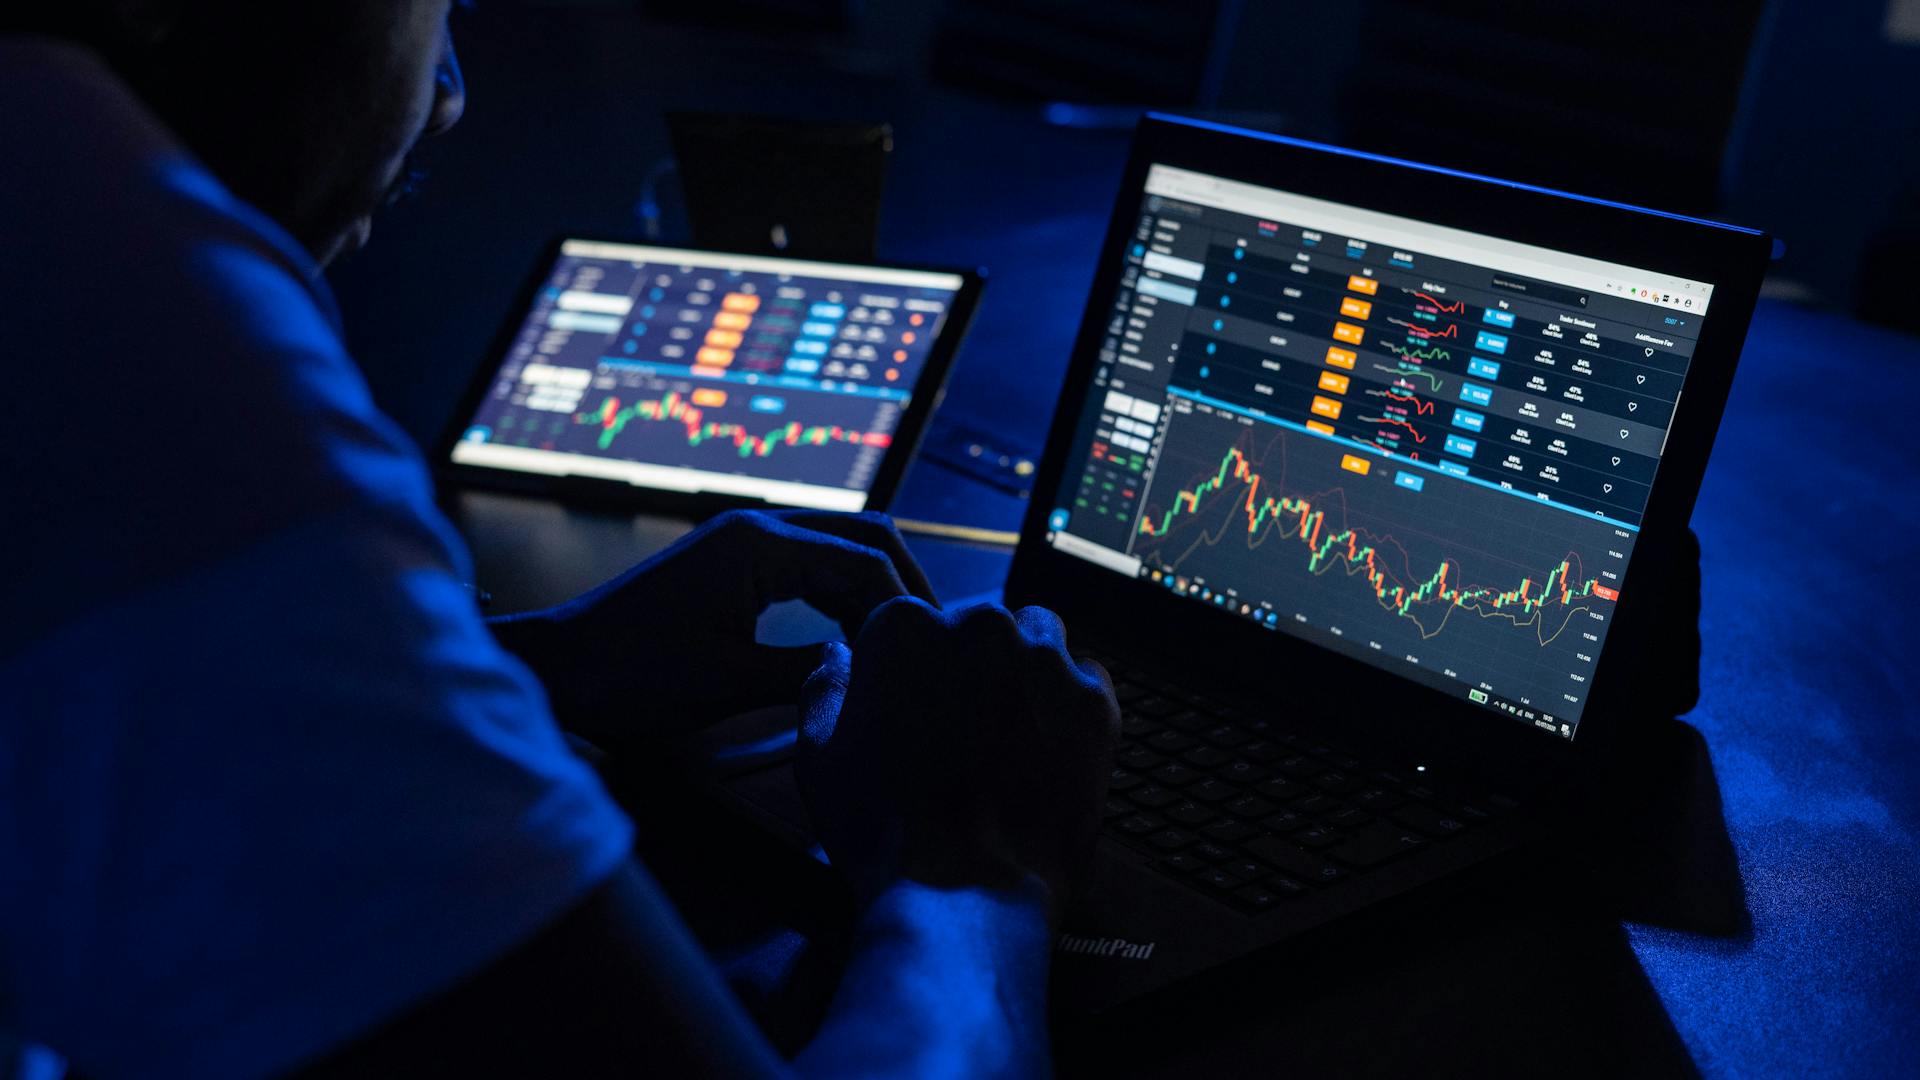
xmin=17 ymin=1 xmax=467 ymax=268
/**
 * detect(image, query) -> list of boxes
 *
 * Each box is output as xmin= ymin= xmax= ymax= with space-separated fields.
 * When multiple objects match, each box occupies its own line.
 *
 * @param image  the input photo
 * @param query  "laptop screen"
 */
xmin=450 ymin=241 xmax=966 ymax=511
xmin=1043 ymin=164 xmax=1716 ymax=739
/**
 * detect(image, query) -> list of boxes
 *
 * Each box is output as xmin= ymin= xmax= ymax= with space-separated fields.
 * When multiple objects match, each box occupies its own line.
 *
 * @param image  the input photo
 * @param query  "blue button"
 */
xmin=1482 ymin=308 xmax=1516 ymax=328
xmin=1049 ymin=509 xmax=1069 ymax=531
xmin=1394 ymin=471 xmax=1425 ymax=492
xmin=1474 ymin=330 xmax=1508 ymax=355
xmin=749 ymin=395 xmax=786 ymax=414
xmin=1444 ymin=434 xmax=1478 ymax=458
xmin=1459 ymin=382 xmax=1494 ymax=406
xmin=784 ymin=358 xmax=821 ymax=374
xmin=809 ymin=302 xmax=846 ymax=319
xmin=1467 ymin=357 xmax=1501 ymax=379
xmin=1438 ymin=460 xmax=1470 ymax=478
xmin=791 ymin=339 xmax=828 ymax=356
xmin=801 ymin=321 xmax=839 ymax=337
xmin=1452 ymin=408 xmax=1485 ymax=432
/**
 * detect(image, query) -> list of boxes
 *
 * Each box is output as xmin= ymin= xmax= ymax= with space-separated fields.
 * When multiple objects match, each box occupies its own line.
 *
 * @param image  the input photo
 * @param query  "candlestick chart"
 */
xmin=1133 ymin=401 xmax=1627 ymax=685
xmin=580 ymin=391 xmax=888 ymax=458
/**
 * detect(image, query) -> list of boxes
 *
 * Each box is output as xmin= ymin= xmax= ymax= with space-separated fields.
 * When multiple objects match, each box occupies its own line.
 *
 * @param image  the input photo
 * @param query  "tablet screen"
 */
xmin=450 ymin=240 xmax=968 ymax=510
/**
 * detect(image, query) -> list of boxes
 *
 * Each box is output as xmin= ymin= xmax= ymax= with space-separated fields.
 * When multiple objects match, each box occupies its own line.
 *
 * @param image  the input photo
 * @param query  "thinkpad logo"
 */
xmin=1056 ymin=933 xmax=1156 ymax=960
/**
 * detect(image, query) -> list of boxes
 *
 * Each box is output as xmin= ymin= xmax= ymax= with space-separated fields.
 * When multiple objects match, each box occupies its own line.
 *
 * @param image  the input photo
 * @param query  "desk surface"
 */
xmin=334 ymin=10 xmax=1920 ymax=1073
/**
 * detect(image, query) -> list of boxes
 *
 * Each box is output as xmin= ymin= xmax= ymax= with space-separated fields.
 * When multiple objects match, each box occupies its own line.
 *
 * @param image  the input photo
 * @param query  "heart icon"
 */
xmin=1611 ymin=456 xmax=1621 ymax=466
xmin=1644 ymin=348 xmax=1655 ymax=357
xmin=1619 ymin=429 xmax=1630 ymax=439
xmin=1603 ymin=483 xmax=1613 ymax=493
xmin=1628 ymin=402 xmax=1638 ymax=412
xmin=1635 ymin=374 xmax=1646 ymax=385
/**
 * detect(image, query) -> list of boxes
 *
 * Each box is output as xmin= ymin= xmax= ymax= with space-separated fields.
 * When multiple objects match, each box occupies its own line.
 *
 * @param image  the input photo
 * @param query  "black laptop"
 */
xmin=730 ymin=113 xmax=1771 ymax=1012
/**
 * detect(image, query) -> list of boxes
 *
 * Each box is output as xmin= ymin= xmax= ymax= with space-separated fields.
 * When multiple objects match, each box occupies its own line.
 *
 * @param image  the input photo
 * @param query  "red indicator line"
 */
xmin=1374 ymin=390 xmax=1436 ymax=415
xmin=1414 ymin=291 xmax=1467 ymax=314
xmin=1366 ymin=415 xmax=1427 ymax=443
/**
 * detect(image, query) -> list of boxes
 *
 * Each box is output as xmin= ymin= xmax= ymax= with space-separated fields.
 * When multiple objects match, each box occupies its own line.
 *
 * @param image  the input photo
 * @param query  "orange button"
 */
xmin=1318 ymin=371 xmax=1351 ymax=394
xmin=691 ymin=388 xmax=728 ymax=407
xmin=1340 ymin=297 xmax=1373 ymax=320
xmin=1347 ymin=274 xmax=1378 ymax=295
xmin=695 ymin=347 xmax=735 ymax=367
xmin=714 ymin=311 xmax=752 ymax=331
xmin=1332 ymin=322 xmax=1366 ymax=345
xmin=704 ymin=329 xmax=743 ymax=349
xmin=721 ymin=293 xmax=762 ymax=313
xmin=1325 ymin=346 xmax=1357 ymax=369
xmin=1593 ymin=584 xmax=1620 ymax=601
xmin=1306 ymin=420 xmax=1335 ymax=436
xmin=1340 ymin=453 xmax=1372 ymax=475
xmin=1311 ymin=395 xmax=1344 ymax=420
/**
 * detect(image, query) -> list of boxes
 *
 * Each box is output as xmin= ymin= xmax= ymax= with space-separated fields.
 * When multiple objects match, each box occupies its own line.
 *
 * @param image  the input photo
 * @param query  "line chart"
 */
xmin=1371 ymin=361 xmax=1447 ymax=393
xmin=1363 ymin=387 xmax=1438 ymax=415
xmin=1384 ymin=342 xmax=1453 ymax=363
xmin=1411 ymin=290 xmax=1467 ymax=314
xmin=1387 ymin=316 xmax=1462 ymax=340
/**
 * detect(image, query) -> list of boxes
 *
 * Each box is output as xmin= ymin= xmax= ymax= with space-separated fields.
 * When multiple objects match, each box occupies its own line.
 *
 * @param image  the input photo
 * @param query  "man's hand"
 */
xmin=490 ymin=509 xmax=937 ymax=747
xmin=795 ymin=599 xmax=1120 ymax=923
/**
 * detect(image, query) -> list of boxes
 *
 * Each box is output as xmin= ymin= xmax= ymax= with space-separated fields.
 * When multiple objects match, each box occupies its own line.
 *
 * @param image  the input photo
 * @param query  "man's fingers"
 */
xmin=772 ymin=510 xmax=940 ymax=607
xmin=800 ymin=641 xmax=852 ymax=750
xmin=1011 ymin=605 xmax=1068 ymax=653
xmin=734 ymin=514 xmax=914 ymax=636
xmin=1077 ymin=656 xmax=1116 ymax=698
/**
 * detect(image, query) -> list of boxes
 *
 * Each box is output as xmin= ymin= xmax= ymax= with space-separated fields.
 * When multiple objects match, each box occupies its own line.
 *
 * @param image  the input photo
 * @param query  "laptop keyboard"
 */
xmin=1091 ymin=655 xmax=1516 ymax=915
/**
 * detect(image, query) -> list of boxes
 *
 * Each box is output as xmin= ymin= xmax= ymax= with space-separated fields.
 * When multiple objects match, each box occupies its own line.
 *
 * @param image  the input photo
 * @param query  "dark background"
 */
xmin=332 ymin=0 xmax=1920 ymax=467
xmin=320 ymin=2 xmax=1920 ymax=1077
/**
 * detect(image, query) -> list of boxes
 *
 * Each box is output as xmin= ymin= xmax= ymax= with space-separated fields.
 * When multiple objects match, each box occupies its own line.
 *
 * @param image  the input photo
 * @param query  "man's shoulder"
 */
xmin=0 ymin=38 xmax=450 ymax=652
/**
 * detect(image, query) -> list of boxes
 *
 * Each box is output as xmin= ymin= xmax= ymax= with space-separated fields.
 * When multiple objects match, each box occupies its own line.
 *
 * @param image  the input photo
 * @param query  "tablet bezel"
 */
xmin=435 ymin=234 xmax=984 ymax=517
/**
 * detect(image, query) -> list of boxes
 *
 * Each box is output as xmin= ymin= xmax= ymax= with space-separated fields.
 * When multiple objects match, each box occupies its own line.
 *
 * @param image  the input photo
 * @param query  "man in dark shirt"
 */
xmin=0 ymin=4 xmax=1116 ymax=1077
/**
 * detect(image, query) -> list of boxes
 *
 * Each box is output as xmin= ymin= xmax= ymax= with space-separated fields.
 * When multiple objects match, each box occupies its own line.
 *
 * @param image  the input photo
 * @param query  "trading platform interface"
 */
xmin=1046 ymin=166 xmax=1715 ymax=739
xmin=453 ymin=241 xmax=964 ymax=510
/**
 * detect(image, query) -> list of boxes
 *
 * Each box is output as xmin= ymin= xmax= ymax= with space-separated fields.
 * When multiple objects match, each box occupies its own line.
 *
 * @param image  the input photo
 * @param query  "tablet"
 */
xmin=441 ymin=237 xmax=982 ymax=513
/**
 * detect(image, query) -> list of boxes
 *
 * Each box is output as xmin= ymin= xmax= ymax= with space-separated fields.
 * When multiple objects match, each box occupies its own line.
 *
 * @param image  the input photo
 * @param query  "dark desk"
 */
xmin=330 ymin=8 xmax=1920 ymax=1072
